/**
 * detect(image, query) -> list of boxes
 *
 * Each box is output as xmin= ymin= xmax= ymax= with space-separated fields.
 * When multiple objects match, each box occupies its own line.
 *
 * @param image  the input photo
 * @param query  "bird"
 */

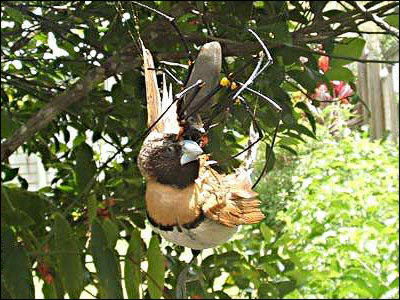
xmin=137 ymin=40 xmax=265 ymax=251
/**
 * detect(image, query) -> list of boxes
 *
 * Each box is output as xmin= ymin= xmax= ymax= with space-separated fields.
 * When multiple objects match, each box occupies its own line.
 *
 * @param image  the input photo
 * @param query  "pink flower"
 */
xmin=332 ymin=81 xmax=353 ymax=100
xmin=318 ymin=56 xmax=330 ymax=73
xmin=311 ymin=83 xmax=332 ymax=101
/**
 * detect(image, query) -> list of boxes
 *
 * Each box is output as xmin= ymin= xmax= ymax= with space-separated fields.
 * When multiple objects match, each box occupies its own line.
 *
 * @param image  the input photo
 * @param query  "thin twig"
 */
xmin=283 ymin=43 xmax=399 ymax=64
xmin=351 ymin=2 xmax=399 ymax=39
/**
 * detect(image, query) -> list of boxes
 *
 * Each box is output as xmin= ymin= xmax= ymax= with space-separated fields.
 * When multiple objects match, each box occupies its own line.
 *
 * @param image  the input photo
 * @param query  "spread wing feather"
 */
xmin=196 ymin=156 xmax=265 ymax=227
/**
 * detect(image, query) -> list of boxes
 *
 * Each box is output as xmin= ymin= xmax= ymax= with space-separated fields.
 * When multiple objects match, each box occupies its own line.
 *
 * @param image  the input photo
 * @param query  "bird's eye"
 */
xmin=167 ymin=146 xmax=175 ymax=153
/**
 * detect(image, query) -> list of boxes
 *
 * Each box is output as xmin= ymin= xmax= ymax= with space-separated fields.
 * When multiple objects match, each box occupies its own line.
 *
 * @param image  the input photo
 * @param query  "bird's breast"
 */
xmin=145 ymin=180 xmax=202 ymax=226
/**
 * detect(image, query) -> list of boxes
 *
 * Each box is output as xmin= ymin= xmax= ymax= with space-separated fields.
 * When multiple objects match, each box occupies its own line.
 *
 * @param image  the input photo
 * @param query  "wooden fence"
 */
xmin=357 ymin=45 xmax=399 ymax=143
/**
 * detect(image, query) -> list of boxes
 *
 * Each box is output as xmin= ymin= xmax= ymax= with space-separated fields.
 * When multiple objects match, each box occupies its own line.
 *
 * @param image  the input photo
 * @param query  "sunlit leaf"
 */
xmin=147 ymin=235 xmax=164 ymax=299
xmin=125 ymin=228 xmax=143 ymax=299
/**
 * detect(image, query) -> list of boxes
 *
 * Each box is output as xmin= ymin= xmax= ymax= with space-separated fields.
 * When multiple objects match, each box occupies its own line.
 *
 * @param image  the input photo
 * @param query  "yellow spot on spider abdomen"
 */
xmin=220 ymin=77 xmax=238 ymax=90
xmin=220 ymin=77 xmax=231 ymax=87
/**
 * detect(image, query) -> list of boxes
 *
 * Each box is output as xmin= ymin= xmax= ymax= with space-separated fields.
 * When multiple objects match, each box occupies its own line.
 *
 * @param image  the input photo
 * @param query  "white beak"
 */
xmin=180 ymin=140 xmax=203 ymax=165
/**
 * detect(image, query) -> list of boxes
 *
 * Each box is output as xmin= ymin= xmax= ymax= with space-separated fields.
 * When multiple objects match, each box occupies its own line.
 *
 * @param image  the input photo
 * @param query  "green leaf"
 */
xmin=1 ymin=187 xmax=40 ymax=227
xmin=87 ymin=194 xmax=97 ymax=226
xmin=310 ymin=1 xmax=327 ymax=14
xmin=323 ymin=9 xmax=346 ymax=18
xmin=295 ymin=102 xmax=316 ymax=133
xmin=280 ymin=136 xmax=300 ymax=146
xmin=124 ymin=228 xmax=143 ymax=299
xmin=72 ymin=134 xmax=86 ymax=147
xmin=5 ymin=7 xmax=24 ymax=23
xmin=331 ymin=38 xmax=366 ymax=67
xmin=90 ymin=219 xmax=123 ymax=299
xmin=325 ymin=66 xmax=354 ymax=82
xmin=18 ymin=175 xmax=29 ymax=190
xmin=258 ymin=283 xmax=279 ymax=299
xmin=121 ymin=71 xmax=136 ymax=96
xmin=73 ymin=143 xmax=97 ymax=193
xmin=276 ymin=280 xmax=297 ymax=297
xmin=279 ymin=144 xmax=298 ymax=155
xmin=295 ymin=124 xmax=316 ymax=139
xmin=1 ymin=111 xmax=19 ymax=139
xmin=341 ymin=267 xmax=384 ymax=298
xmin=42 ymin=282 xmax=58 ymax=299
xmin=384 ymin=15 xmax=399 ymax=29
xmin=147 ymin=235 xmax=165 ymax=299
xmin=253 ymin=1 xmax=265 ymax=9
xmin=287 ymin=69 xmax=320 ymax=92
xmin=1 ymin=226 xmax=34 ymax=299
xmin=288 ymin=9 xmax=308 ymax=24
xmin=53 ymin=213 xmax=84 ymax=299
xmin=261 ymin=146 xmax=276 ymax=175
xmin=260 ymin=223 xmax=275 ymax=243
xmin=102 ymin=218 xmax=119 ymax=249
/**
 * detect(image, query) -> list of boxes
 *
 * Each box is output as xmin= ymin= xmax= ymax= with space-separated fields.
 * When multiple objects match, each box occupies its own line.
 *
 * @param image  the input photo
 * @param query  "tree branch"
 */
xmin=2 ymin=27 xmax=398 ymax=162
xmin=351 ymin=2 xmax=399 ymax=39
xmin=281 ymin=43 xmax=399 ymax=64
xmin=1 ymin=45 xmax=139 ymax=162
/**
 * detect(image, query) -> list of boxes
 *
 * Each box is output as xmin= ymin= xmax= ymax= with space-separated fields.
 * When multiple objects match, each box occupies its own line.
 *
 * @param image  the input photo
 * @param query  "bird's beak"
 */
xmin=180 ymin=140 xmax=203 ymax=165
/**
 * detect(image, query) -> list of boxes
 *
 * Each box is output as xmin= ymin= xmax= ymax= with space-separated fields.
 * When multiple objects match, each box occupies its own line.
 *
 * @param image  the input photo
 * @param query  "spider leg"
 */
xmin=206 ymin=84 xmax=282 ymax=187
xmin=237 ymin=82 xmax=282 ymax=112
xmin=230 ymin=96 xmax=264 ymax=160
xmin=132 ymin=1 xmax=196 ymax=89
xmin=234 ymin=84 xmax=283 ymax=188
xmin=232 ymin=29 xmax=273 ymax=100
xmin=141 ymin=79 xmax=204 ymax=139
xmin=159 ymin=60 xmax=189 ymax=70
xmin=134 ymin=2 xmax=221 ymax=142
xmin=132 ymin=1 xmax=193 ymax=62
xmin=146 ymin=67 xmax=184 ymax=86
xmin=252 ymin=111 xmax=281 ymax=189
xmin=184 ymin=29 xmax=272 ymax=125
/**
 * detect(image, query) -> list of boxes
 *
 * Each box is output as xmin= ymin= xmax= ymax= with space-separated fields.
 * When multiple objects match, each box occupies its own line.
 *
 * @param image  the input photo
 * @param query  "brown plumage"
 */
xmin=137 ymin=40 xmax=264 ymax=250
xmin=143 ymin=154 xmax=264 ymax=228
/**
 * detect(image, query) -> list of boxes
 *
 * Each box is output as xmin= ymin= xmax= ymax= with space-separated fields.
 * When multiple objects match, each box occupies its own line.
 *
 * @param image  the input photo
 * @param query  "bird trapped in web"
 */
xmin=128 ymin=1 xmax=284 ymax=188
xmin=137 ymin=37 xmax=267 ymax=299
xmin=138 ymin=36 xmax=267 ymax=245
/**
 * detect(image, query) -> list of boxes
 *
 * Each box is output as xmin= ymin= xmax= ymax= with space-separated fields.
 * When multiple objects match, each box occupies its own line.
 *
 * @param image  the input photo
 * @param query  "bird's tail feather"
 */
xmin=141 ymin=38 xmax=179 ymax=134
xmin=161 ymin=74 xmax=180 ymax=134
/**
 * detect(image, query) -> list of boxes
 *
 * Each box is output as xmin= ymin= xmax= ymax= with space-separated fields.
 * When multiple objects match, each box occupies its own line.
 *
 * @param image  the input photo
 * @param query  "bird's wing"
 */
xmin=196 ymin=156 xmax=265 ymax=228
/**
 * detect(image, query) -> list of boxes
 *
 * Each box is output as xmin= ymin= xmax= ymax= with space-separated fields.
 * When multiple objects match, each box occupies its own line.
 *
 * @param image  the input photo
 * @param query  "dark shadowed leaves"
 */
xmin=53 ymin=213 xmax=84 ymax=299
xmin=90 ymin=219 xmax=123 ymax=299
xmin=1 ymin=226 xmax=34 ymax=299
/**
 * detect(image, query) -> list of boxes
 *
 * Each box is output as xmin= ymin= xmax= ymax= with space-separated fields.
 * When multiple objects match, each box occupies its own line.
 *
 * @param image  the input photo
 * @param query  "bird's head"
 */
xmin=138 ymin=133 xmax=203 ymax=188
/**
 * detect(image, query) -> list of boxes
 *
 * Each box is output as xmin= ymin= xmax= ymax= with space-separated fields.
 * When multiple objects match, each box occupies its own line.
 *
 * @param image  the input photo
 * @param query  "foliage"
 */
xmin=214 ymin=117 xmax=399 ymax=299
xmin=1 ymin=1 xmax=399 ymax=299
xmin=278 ymin=127 xmax=399 ymax=299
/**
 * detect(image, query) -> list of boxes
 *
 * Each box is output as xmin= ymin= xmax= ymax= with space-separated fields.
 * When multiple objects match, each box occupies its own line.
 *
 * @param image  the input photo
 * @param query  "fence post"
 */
xmin=366 ymin=63 xmax=386 ymax=139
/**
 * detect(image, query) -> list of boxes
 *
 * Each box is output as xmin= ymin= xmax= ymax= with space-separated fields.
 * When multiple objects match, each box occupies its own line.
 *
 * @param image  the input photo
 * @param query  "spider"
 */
xmin=130 ymin=1 xmax=283 ymax=188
